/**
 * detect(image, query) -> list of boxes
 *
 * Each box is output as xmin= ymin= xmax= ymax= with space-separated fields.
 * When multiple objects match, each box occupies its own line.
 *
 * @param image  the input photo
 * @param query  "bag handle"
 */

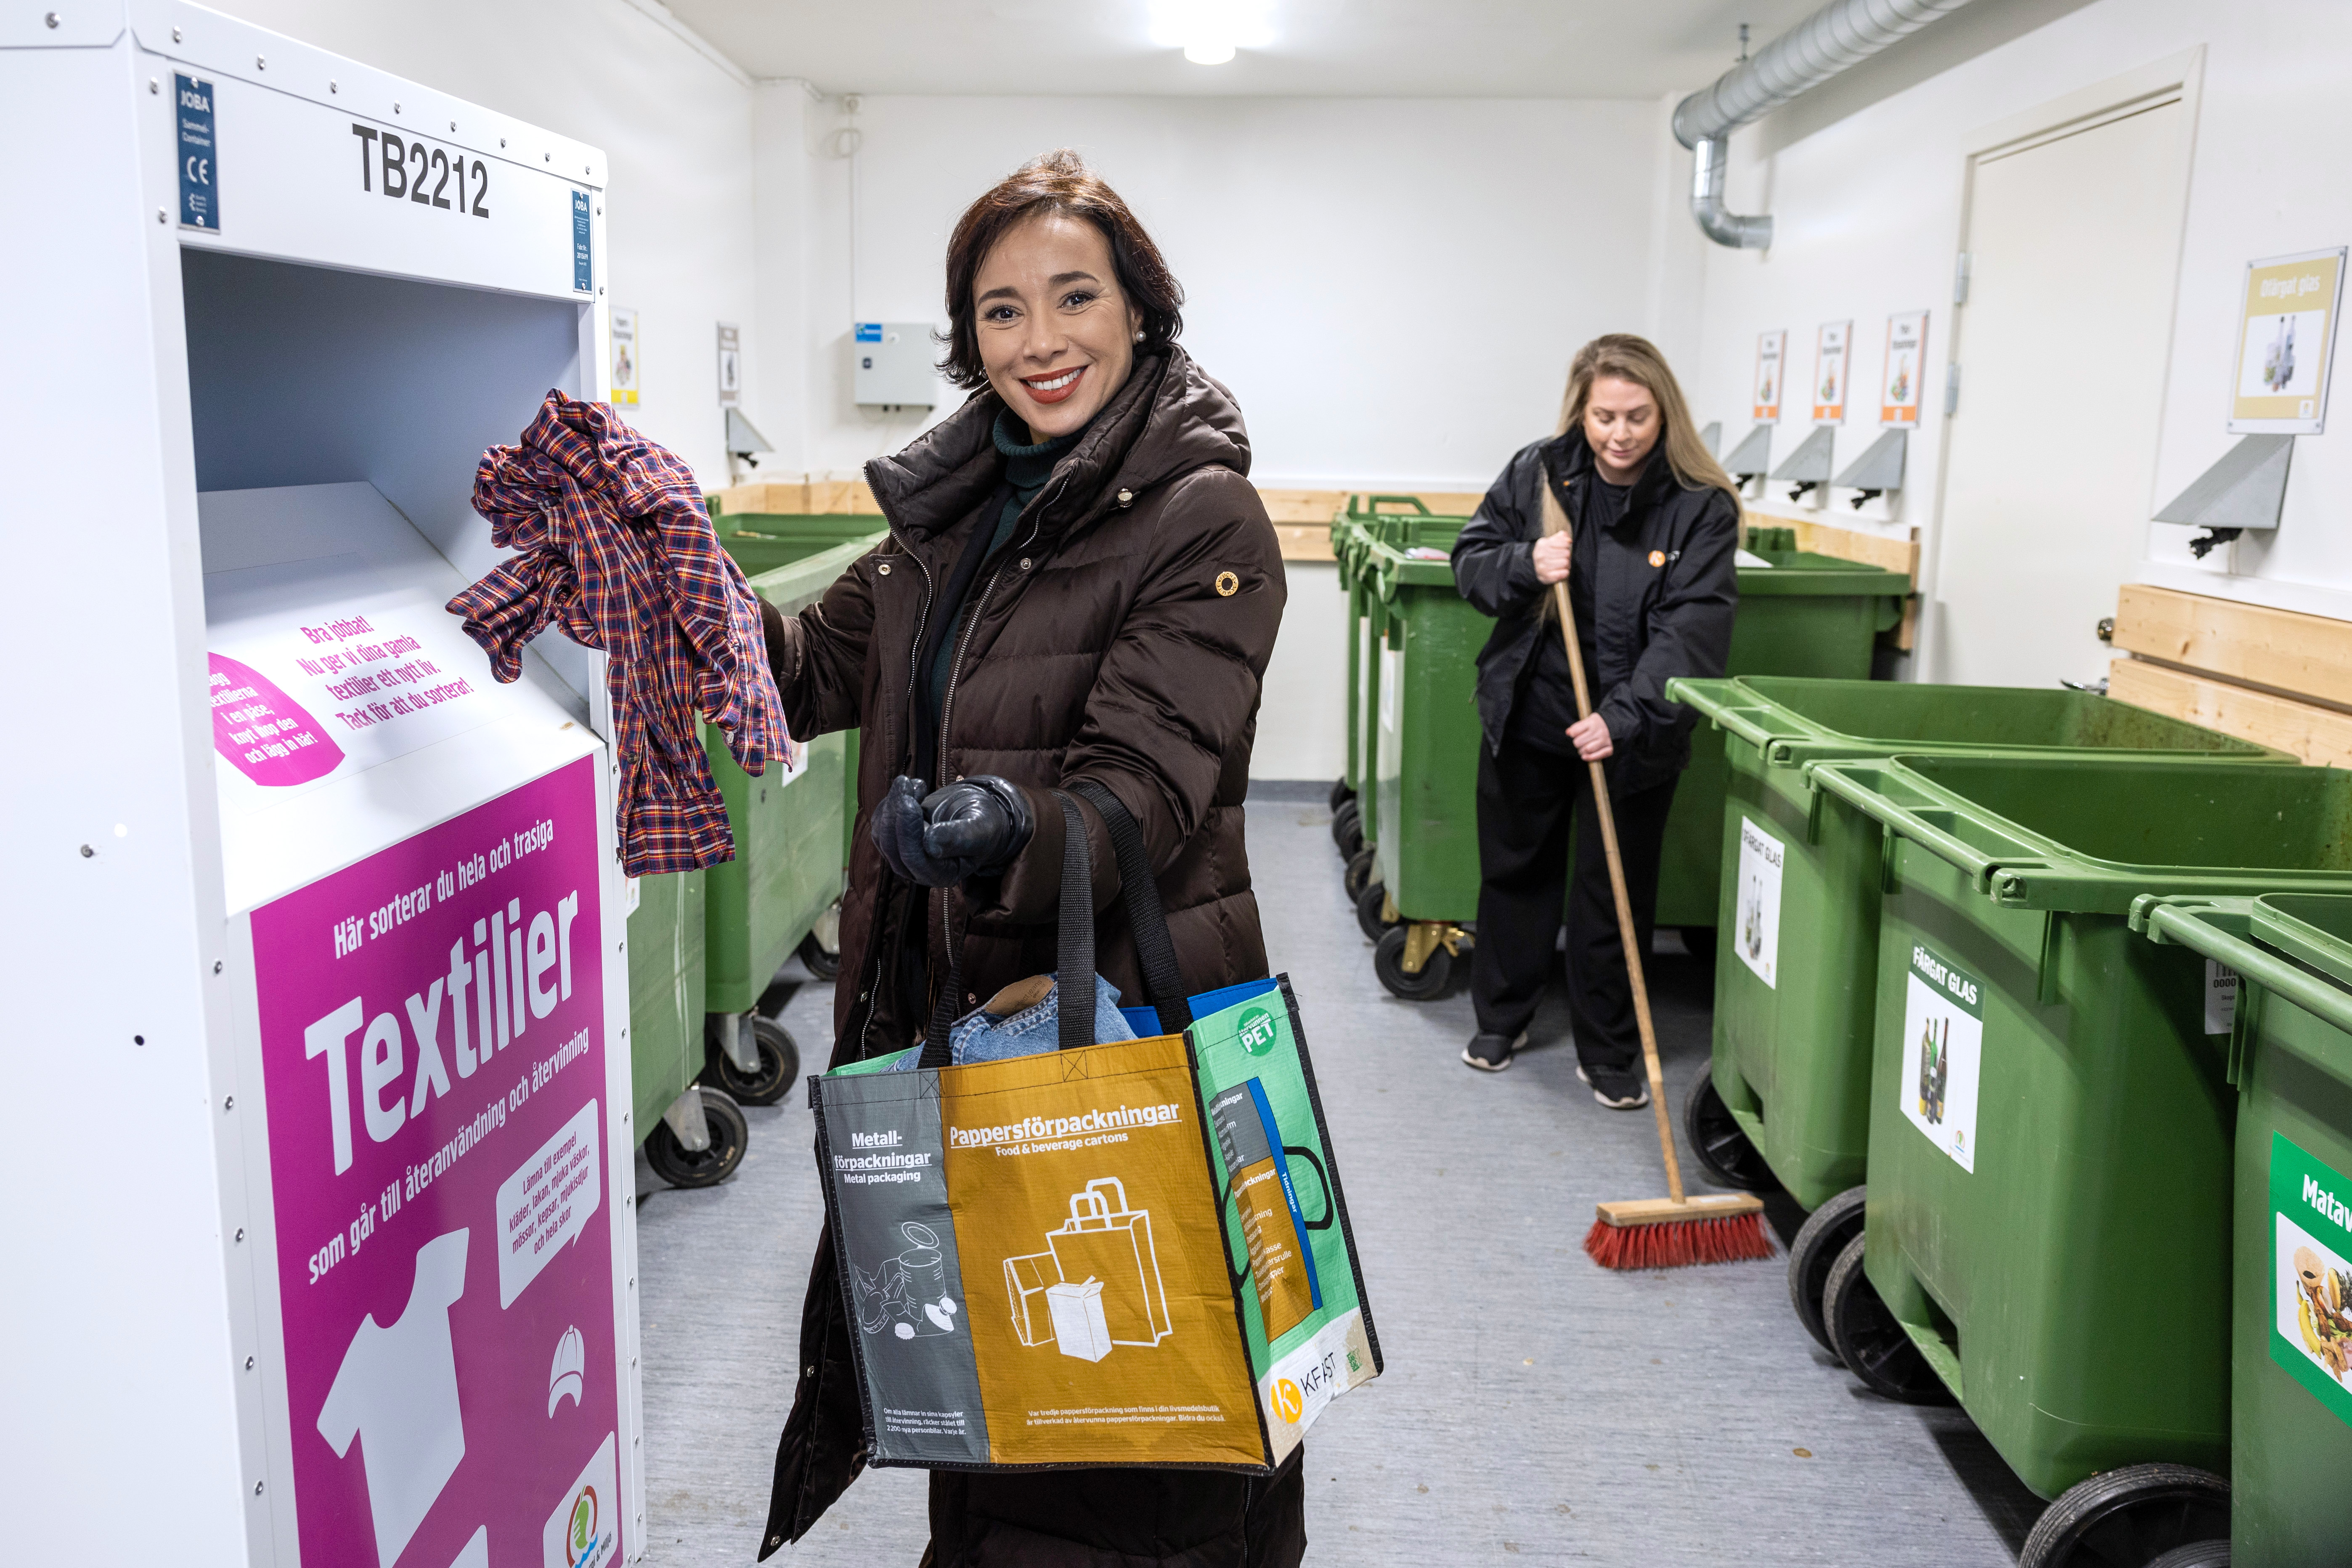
xmin=1069 ymin=778 xmax=1193 ymax=1035
xmin=918 ymin=789 xmax=1099 ymax=1071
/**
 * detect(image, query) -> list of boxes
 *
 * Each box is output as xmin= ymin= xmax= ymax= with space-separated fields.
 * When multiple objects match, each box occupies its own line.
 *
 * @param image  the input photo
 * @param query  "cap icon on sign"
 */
xmin=547 ymin=1324 xmax=586 ymax=1416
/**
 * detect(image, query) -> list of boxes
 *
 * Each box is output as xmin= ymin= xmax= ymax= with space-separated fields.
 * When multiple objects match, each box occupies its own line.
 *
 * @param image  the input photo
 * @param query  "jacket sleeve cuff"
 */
xmin=967 ymin=784 xmax=1116 ymax=926
xmin=1507 ymin=541 xmax=1543 ymax=596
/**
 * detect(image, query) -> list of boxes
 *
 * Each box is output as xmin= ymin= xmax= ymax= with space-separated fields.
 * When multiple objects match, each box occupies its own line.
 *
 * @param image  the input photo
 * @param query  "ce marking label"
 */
xmin=175 ymin=74 xmax=218 ymax=230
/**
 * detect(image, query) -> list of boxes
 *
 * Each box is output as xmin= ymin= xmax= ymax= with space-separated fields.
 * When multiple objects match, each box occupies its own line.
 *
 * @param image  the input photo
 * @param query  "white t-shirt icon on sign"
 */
xmin=318 ymin=1228 xmax=470 ymax=1568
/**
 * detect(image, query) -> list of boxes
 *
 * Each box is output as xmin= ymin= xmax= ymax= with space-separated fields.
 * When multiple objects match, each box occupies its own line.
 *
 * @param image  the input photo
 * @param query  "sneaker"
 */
xmin=1461 ymin=1031 xmax=1525 ymax=1072
xmin=1586 ymin=1066 xmax=1650 ymax=1109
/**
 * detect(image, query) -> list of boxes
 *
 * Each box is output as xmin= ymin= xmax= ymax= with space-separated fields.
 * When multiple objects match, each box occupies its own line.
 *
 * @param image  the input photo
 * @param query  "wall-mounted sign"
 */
xmin=1812 ymin=321 xmax=1850 ymax=425
xmin=610 ymin=309 xmax=639 ymax=406
xmin=1880 ymin=310 xmax=1928 ymax=429
xmin=716 ymin=323 xmax=741 ymax=409
xmin=1753 ymin=330 xmax=1785 ymax=422
xmin=2230 ymin=247 xmax=2344 ymax=434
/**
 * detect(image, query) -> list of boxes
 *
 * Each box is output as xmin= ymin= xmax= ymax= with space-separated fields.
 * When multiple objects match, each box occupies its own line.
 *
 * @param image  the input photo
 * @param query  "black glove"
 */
xmin=871 ymin=775 xmax=1035 ymax=887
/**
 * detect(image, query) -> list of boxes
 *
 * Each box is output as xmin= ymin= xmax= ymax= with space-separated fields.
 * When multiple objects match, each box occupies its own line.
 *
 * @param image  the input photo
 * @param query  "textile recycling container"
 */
xmin=1364 ymin=537 xmax=1907 ymax=1000
xmin=702 ymin=530 xmax=883 ymax=1029
xmin=2138 ymin=892 xmax=2352 ymax=1566
xmin=1663 ymin=675 xmax=2288 ymax=1209
xmin=1807 ymin=754 xmax=2352 ymax=1505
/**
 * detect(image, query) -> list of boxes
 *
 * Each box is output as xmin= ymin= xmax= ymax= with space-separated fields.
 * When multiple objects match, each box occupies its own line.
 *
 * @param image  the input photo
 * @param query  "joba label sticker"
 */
xmin=1898 ymin=941 xmax=1982 ymax=1172
xmin=1734 ymin=816 xmax=1784 ymax=988
xmin=2270 ymin=1131 xmax=2352 ymax=1428
xmin=2205 ymin=960 xmax=2240 ymax=1037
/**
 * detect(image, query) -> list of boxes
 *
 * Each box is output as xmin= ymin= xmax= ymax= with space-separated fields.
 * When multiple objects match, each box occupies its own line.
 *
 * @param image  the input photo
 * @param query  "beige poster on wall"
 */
xmin=1812 ymin=321 xmax=1850 ymax=424
xmin=609 ymin=308 xmax=639 ymax=406
xmin=1879 ymin=310 xmax=1928 ymax=428
xmin=2230 ymin=247 xmax=2345 ymax=433
xmin=1753 ymin=329 xmax=1785 ymax=422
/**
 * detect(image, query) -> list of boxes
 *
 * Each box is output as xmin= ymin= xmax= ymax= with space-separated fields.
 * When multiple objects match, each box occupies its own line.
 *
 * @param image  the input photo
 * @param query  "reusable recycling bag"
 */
xmin=809 ymin=780 xmax=1381 ymax=1472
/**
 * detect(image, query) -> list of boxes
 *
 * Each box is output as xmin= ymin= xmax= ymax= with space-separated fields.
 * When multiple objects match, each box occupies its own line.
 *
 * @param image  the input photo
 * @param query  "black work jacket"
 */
xmin=1450 ymin=428 xmax=1739 ymax=793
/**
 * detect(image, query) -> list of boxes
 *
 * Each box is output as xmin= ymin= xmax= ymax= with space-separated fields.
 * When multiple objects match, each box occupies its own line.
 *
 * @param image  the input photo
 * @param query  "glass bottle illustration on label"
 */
xmin=1917 ymin=1016 xmax=1948 ymax=1126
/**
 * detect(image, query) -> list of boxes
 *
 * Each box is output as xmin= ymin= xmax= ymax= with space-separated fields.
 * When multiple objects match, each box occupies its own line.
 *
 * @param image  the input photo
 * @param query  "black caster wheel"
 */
xmin=1373 ymin=925 xmax=1452 ymax=1000
xmin=796 ymin=930 xmax=841 ymax=981
xmin=1328 ymin=777 xmax=1355 ymax=813
xmin=1822 ymin=1234 xmax=1953 ymax=1405
xmin=2018 ymin=1464 xmax=2229 ymax=1568
xmin=702 ymin=1015 xmax=800 ymax=1107
xmin=1331 ymin=798 xmax=1362 ymax=856
xmin=1684 ymin=1075 xmax=1778 ymax=1193
xmin=1356 ymin=880 xmax=1399 ymax=944
xmin=644 ymin=1086 xmax=749 ymax=1189
xmin=1787 ymin=1185 xmax=1869 ymax=1356
xmin=1343 ymin=844 xmax=1378 ymax=902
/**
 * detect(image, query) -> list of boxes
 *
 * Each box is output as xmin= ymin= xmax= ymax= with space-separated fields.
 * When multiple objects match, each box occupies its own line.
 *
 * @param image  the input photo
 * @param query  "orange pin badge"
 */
xmin=1648 ymin=550 xmax=1666 ymax=568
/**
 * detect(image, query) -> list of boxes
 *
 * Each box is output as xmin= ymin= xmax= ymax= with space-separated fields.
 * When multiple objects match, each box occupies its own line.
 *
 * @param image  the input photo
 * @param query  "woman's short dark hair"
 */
xmin=938 ymin=149 xmax=1184 ymax=390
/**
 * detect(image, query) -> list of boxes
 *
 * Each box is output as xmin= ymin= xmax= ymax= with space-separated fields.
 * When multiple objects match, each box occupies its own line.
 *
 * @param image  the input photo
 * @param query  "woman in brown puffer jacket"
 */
xmin=754 ymin=150 xmax=1300 ymax=1567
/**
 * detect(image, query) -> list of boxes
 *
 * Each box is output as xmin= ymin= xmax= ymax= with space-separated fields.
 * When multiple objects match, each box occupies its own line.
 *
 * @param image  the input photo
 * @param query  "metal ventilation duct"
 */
xmin=1673 ymin=0 xmax=1981 ymax=248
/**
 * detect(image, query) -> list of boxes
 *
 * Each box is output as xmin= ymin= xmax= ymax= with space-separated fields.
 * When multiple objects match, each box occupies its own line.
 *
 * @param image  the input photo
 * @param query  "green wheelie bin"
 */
xmin=698 ymin=531 xmax=883 ymax=1106
xmin=2138 ymin=891 xmax=2352 ymax=1566
xmin=628 ymin=869 xmax=749 ymax=1189
xmin=1661 ymin=677 xmax=2287 ymax=1272
xmin=1804 ymin=754 xmax=2352 ymax=1549
xmin=1332 ymin=497 xmax=1451 ymax=873
xmin=1651 ymin=535 xmax=1911 ymax=936
xmin=1361 ymin=539 xmax=1906 ymax=1002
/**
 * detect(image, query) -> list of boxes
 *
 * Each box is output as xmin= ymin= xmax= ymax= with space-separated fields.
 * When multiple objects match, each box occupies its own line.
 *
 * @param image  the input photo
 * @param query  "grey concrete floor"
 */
xmin=633 ymin=785 xmax=2044 ymax=1565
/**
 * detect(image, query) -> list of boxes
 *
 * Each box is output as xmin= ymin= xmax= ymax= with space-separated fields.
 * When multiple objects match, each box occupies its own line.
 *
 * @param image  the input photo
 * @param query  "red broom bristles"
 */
xmin=1583 ymin=1211 xmax=1775 ymax=1270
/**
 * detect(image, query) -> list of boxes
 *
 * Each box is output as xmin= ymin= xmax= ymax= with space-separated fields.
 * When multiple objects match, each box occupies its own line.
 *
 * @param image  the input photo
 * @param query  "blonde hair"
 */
xmin=1553 ymin=334 xmax=1739 ymax=504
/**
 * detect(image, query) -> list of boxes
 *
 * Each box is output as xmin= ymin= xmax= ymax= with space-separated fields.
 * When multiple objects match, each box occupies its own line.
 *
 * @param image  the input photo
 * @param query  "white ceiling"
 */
xmin=659 ymin=0 xmax=1832 ymax=99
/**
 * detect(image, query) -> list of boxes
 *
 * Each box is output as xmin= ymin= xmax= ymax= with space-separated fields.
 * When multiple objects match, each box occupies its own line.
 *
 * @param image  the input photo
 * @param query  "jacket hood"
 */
xmin=864 ymin=347 xmax=1251 ymax=543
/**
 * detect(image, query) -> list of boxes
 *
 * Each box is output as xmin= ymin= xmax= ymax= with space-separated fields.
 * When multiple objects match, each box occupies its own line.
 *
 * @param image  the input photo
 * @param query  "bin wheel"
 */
xmin=2017 ymin=1464 xmax=2230 ymax=1568
xmin=1331 ymin=799 xmax=1363 ymax=857
xmin=2142 ymin=1544 xmax=2232 ymax=1568
xmin=1328 ymin=777 xmax=1355 ymax=813
xmin=1822 ymin=1234 xmax=1954 ymax=1405
xmin=1684 ymin=1076 xmax=1778 ymax=1193
xmin=1374 ymin=925 xmax=1452 ymax=1000
xmin=1356 ymin=880 xmax=1399 ymax=944
xmin=1787 ymin=1186 xmax=1869 ymax=1356
xmin=1344 ymin=844 xmax=1378 ymax=902
xmin=797 ymin=930 xmax=841 ymax=981
xmin=702 ymin=1016 xmax=800 ymax=1107
xmin=644 ymin=1087 xmax=748 ymax=1189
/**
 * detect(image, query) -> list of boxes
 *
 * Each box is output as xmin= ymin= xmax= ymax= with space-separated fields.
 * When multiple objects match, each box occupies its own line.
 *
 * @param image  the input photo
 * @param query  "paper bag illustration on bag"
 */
xmin=1000 ymin=1177 xmax=1172 ymax=1362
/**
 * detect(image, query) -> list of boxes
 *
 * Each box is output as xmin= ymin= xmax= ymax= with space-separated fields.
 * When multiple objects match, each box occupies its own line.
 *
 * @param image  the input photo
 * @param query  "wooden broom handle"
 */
xmin=1550 ymin=577 xmax=1685 ymax=1205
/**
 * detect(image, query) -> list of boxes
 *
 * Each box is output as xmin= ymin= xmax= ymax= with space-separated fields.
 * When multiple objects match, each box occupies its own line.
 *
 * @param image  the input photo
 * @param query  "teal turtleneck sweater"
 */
xmin=921 ymin=409 xmax=1084 ymax=736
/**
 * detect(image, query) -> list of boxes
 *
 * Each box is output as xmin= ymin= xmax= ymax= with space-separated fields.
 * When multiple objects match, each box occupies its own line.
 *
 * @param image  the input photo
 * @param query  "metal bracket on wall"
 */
xmin=1770 ymin=426 xmax=1836 ymax=502
xmin=2153 ymin=434 xmax=2295 ymax=558
xmin=1833 ymin=429 xmax=1908 ymax=507
xmin=1700 ymin=420 xmax=1723 ymax=458
xmin=1722 ymin=423 xmax=1774 ymax=485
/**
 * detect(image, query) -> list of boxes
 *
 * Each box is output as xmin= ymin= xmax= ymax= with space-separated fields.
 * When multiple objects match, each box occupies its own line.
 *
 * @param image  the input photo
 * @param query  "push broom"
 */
xmin=1534 ymin=481 xmax=1771 ymax=1270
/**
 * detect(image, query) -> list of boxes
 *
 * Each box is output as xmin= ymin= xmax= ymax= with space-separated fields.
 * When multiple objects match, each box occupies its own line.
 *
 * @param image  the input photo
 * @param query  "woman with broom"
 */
xmin=1451 ymin=335 xmax=1740 ymax=1097
xmin=753 ymin=150 xmax=1299 ymax=1566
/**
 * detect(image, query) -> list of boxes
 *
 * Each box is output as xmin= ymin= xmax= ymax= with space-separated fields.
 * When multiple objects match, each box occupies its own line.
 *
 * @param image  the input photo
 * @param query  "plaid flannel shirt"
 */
xmin=449 ymin=391 xmax=790 ymax=876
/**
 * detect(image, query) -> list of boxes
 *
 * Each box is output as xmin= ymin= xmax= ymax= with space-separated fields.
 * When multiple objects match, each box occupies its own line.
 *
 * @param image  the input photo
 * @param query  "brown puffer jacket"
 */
xmin=756 ymin=347 xmax=1302 ymax=1566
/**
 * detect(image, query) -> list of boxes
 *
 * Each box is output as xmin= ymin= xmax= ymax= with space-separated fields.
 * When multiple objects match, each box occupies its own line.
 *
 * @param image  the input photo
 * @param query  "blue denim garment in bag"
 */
xmin=869 ymin=973 xmax=1137 ymax=1074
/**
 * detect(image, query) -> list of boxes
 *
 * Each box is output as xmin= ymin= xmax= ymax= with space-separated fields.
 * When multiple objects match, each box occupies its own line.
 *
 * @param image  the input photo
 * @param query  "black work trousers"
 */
xmin=1470 ymin=738 xmax=1678 ymax=1072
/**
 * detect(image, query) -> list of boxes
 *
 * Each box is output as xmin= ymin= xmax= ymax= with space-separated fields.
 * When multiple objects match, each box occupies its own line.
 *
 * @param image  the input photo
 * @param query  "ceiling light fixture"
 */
xmin=1149 ymin=0 xmax=1273 ymax=66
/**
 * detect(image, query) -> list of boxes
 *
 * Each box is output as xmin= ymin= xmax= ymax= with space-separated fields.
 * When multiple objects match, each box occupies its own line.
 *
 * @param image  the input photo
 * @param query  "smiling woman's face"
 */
xmin=973 ymin=211 xmax=1143 ymax=440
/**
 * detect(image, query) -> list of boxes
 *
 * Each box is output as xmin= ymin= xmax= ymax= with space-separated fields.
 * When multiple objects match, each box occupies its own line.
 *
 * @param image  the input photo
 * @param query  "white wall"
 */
xmin=1685 ymin=0 xmax=2352 ymax=638
xmin=754 ymin=92 xmax=1686 ymax=491
xmin=202 ymin=0 xmax=759 ymax=488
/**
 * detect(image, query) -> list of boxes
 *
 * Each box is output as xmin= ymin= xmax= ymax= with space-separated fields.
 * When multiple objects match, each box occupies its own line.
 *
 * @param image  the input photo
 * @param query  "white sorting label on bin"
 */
xmin=206 ymin=558 xmax=515 ymax=817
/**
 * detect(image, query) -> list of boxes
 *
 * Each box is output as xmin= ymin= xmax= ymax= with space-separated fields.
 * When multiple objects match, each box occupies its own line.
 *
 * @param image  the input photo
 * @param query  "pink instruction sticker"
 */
xmin=210 ymin=651 xmax=345 ymax=786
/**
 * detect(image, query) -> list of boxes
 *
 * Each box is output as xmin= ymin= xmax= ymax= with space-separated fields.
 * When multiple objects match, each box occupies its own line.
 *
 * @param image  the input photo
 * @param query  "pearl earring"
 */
xmin=1134 ymin=330 xmax=1144 ymax=341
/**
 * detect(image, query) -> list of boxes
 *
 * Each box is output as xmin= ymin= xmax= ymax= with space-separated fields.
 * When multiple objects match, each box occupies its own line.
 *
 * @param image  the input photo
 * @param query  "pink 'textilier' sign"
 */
xmin=251 ymin=756 xmax=622 ymax=1568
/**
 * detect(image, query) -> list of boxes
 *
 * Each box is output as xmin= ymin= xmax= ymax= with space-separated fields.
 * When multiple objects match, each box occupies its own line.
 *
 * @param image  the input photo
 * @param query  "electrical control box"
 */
xmin=854 ymin=321 xmax=939 ymax=409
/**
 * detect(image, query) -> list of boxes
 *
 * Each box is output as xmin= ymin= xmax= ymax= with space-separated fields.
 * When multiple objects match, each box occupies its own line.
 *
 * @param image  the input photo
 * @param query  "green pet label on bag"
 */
xmin=2269 ymin=1131 xmax=2352 ymax=1429
xmin=1897 ymin=942 xmax=1983 ymax=1173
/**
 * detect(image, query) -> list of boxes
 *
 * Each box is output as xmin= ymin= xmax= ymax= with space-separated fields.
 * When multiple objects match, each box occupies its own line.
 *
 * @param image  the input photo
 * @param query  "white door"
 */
xmin=1930 ymin=93 xmax=2193 ymax=686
